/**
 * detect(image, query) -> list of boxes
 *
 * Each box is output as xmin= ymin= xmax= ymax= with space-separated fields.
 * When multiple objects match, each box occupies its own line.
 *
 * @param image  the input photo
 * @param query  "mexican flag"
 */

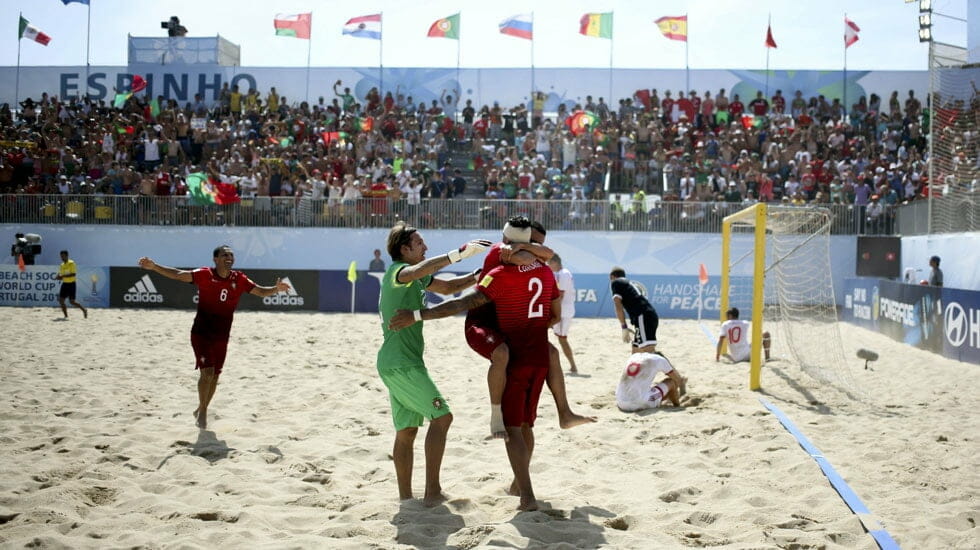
xmin=19 ymin=16 xmax=51 ymax=46
xmin=274 ymin=13 xmax=312 ymax=39
xmin=187 ymin=173 xmax=240 ymax=206
xmin=427 ymin=13 xmax=460 ymax=39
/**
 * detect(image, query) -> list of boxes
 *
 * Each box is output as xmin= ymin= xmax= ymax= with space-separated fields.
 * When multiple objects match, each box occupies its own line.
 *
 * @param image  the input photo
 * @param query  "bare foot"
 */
xmin=569 ymin=366 xmax=578 ymax=374
xmin=559 ymin=412 xmax=597 ymax=429
xmin=678 ymin=377 xmax=688 ymax=397
xmin=422 ymin=491 xmax=447 ymax=507
xmin=507 ymin=480 xmax=520 ymax=496
xmin=518 ymin=495 xmax=539 ymax=511
xmin=83 ymin=309 xmax=88 ymax=319
xmin=196 ymin=410 xmax=207 ymax=429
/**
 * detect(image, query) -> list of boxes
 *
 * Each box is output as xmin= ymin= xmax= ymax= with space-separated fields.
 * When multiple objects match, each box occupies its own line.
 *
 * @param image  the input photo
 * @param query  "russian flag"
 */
xmin=499 ymin=14 xmax=532 ymax=40
xmin=343 ymin=14 xmax=382 ymax=40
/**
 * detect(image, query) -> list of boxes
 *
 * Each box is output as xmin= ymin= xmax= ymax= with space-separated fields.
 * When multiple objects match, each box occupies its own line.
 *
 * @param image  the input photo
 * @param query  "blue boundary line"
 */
xmin=759 ymin=398 xmax=900 ymax=550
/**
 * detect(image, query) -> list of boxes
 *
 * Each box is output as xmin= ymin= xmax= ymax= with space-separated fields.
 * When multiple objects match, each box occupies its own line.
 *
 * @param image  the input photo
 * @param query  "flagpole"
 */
xmin=530 ymin=12 xmax=535 ymax=116
xmin=608 ymin=11 xmax=614 ymax=105
xmin=684 ymin=13 xmax=690 ymax=93
xmin=765 ymin=13 xmax=771 ymax=99
xmin=379 ymin=12 xmax=384 ymax=96
xmin=305 ymin=17 xmax=312 ymax=104
xmin=456 ymin=13 xmax=461 ymax=107
xmin=85 ymin=2 xmax=91 ymax=99
xmin=16 ymin=12 xmax=22 ymax=114
xmin=843 ymin=13 xmax=848 ymax=124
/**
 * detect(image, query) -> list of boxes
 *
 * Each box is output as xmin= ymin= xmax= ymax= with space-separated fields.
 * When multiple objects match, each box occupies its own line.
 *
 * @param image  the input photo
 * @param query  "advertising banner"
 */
xmin=876 ymin=280 xmax=943 ymax=354
xmin=317 ymin=269 xmax=477 ymax=314
xmin=0 ymin=265 xmax=109 ymax=308
xmin=237 ymin=269 xmax=319 ymax=311
xmin=940 ymin=287 xmax=980 ymax=364
xmin=842 ymin=278 xmax=879 ymax=330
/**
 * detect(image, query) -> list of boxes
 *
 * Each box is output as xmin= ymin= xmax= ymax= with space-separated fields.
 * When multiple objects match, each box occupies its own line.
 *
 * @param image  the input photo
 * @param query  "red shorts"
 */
xmin=464 ymin=305 xmax=504 ymax=360
xmin=191 ymin=333 xmax=229 ymax=375
xmin=501 ymin=363 xmax=548 ymax=428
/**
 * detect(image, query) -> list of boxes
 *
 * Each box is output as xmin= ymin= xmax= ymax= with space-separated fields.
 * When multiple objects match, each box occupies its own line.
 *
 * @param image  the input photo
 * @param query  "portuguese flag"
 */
xmin=565 ymin=111 xmax=599 ymax=136
xmin=579 ymin=12 xmax=612 ymax=39
xmin=428 ymin=13 xmax=460 ymax=39
xmin=274 ymin=13 xmax=312 ymax=39
xmin=187 ymin=173 xmax=240 ymax=206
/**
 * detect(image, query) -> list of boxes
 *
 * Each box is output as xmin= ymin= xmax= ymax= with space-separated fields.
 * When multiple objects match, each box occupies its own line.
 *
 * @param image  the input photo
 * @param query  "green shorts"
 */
xmin=379 ymin=366 xmax=451 ymax=431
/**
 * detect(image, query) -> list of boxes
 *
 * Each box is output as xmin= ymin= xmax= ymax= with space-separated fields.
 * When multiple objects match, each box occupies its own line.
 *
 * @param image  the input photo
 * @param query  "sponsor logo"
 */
xmin=124 ymin=274 xmax=164 ymax=303
xmin=432 ymin=398 xmax=444 ymax=410
xmin=944 ymin=301 xmax=979 ymax=349
xmin=263 ymin=276 xmax=304 ymax=306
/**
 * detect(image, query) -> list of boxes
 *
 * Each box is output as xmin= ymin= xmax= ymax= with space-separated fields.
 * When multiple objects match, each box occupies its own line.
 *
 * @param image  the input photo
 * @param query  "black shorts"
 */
xmin=59 ymin=282 xmax=77 ymax=300
xmin=631 ymin=309 xmax=659 ymax=347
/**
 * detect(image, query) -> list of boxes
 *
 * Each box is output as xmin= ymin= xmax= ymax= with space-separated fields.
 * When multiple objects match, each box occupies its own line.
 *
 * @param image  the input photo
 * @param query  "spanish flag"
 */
xmin=655 ymin=15 xmax=687 ymax=42
xmin=579 ymin=13 xmax=612 ymax=39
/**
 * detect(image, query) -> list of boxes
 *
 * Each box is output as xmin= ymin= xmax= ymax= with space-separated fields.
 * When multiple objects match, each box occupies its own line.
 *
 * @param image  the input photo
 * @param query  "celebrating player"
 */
xmin=388 ymin=220 xmax=560 ymax=511
xmin=138 ymin=246 xmax=291 ymax=430
xmin=716 ymin=307 xmax=771 ymax=363
xmin=609 ymin=266 xmax=660 ymax=351
xmin=376 ymin=221 xmax=490 ymax=506
xmin=616 ymin=348 xmax=686 ymax=412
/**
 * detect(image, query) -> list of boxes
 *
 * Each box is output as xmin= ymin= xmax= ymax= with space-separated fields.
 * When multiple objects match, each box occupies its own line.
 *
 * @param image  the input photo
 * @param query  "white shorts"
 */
xmin=617 ymin=382 xmax=669 ymax=412
xmin=552 ymin=316 xmax=573 ymax=337
xmin=729 ymin=347 xmax=750 ymax=363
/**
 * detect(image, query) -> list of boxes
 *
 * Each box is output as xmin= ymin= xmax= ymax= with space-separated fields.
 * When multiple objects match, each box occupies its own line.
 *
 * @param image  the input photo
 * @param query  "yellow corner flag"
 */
xmin=347 ymin=261 xmax=357 ymax=283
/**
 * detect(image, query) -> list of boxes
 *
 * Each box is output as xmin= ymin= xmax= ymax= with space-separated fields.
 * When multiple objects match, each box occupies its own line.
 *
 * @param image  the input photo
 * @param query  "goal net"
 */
xmin=720 ymin=204 xmax=856 ymax=392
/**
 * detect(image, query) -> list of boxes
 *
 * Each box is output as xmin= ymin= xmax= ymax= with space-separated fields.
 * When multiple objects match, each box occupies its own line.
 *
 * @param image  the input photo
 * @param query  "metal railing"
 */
xmin=894 ymin=192 xmax=979 ymax=235
xmin=0 ymin=194 xmax=880 ymax=234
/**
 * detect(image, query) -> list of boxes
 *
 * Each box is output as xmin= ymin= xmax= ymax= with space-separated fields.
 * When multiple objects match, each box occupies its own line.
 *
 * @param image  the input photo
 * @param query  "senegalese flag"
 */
xmin=654 ymin=15 xmax=687 ymax=42
xmin=187 ymin=172 xmax=241 ymax=206
xmin=579 ymin=13 xmax=612 ymax=39
xmin=274 ymin=13 xmax=312 ymax=39
xmin=565 ymin=110 xmax=599 ymax=136
xmin=428 ymin=13 xmax=460 ymax=39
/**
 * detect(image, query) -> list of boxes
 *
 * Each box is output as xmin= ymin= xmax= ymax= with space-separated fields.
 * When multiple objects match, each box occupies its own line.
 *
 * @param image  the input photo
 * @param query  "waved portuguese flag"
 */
xmin=565 ymin=110 xmax=599 ymax=136
xmin=187 ymin=173 xmax=240 ymax=206
xmin=19 ymin=16 xmax=51 ymax=46
xmin=428 ymin=13 xmax=460 ymax=39
xmin=274 ymin=13 xmax=312 ymax=39
xmin=355 ymin=116 xmax=374 ymax=132
xmin=321 ymin=131 xmax=350 ymax=146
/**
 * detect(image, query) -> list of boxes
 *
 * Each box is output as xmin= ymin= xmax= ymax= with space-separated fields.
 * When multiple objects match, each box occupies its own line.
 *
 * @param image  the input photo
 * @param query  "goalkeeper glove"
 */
xmin=447 ymin=239 xmax=492 ymax=263
xmin=621 ymin=326 xmax=635 ymax=343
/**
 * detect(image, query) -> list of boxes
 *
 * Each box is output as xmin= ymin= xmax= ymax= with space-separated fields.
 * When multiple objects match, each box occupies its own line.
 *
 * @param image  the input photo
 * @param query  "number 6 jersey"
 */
xmin=191 ymin=267 xmax=256 ymax=339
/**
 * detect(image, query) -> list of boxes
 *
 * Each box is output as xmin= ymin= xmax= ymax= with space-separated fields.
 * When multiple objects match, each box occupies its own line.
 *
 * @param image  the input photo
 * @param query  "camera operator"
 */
xmin=11 ymin=233 xmax=38 ymax=265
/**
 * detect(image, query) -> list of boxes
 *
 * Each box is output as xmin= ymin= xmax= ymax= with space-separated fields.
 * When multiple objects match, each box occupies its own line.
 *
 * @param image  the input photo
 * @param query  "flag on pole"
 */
xmin=347 ymin=261 xmax=358 ymax=283
xmin=698 ymin=263 xmax=709 ymax=286
xmin=61 ymin=0 xmax=90 ymax=4
xmin=113 ymin=93 xmax=132 ymax=109
xmin=186 ymin=173 xmax=241 ymax=206
xmin=274 ymin=13 xmax=312 ymax=39
xmin=654 ymin=15 xmax=687 ymax=42
xmin=765 ymin=24 xmax=778 ymax=48
xmin=19 ymin=16 xmax=51 ymax=46
xmin=499 ymin=14 xmax=533 ymax=40
xmin=427 ymin=13 xmax=460 ymax=39
xmin=844 ymin=17 xmax=860 ymax=48
xmin=579 ymin=13 xmax=613 ymax=38
xmin=343 ymin=14 xmax=381 ymax=40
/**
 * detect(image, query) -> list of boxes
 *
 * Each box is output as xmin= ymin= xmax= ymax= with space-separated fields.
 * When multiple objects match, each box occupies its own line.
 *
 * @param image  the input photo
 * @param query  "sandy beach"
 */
xmin=0 ymin=308 xmax=976 ymax=549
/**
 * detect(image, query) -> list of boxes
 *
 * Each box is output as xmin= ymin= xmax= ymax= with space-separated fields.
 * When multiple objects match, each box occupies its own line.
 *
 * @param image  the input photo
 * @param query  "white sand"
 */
xmin=1 ymin=308 xmax=977 ymax=549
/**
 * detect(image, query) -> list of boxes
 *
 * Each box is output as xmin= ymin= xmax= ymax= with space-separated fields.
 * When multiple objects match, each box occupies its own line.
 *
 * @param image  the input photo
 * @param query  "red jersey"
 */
xmin=729 ymin=101 xmax=745 ymax=116
xmin=191 ymin=267 xmax=256 ymax=339
xmin=772 ymin=95 xmax=786 ymax=113
xmin=466 ymin=242 xmax=504 ymax=327
xmin=477 ymin=260 xmax=559 ymax=355
xmin=661 ymin=98 xmax=674 ymax=115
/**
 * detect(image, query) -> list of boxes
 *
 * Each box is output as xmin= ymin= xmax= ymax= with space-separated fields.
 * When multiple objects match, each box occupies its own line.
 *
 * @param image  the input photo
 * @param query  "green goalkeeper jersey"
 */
xmin=377 ymin=262 xmax=432 ymax=372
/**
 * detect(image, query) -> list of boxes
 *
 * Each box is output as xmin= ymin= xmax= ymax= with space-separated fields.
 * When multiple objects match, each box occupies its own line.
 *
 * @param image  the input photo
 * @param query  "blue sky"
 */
xmin=5 ymin=0 xmax=970 ymax=70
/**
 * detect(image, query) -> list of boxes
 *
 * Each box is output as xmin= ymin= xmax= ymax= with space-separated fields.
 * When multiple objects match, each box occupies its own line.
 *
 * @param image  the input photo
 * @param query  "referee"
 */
xmin=56 ymin=250 xmax=88 ymax=319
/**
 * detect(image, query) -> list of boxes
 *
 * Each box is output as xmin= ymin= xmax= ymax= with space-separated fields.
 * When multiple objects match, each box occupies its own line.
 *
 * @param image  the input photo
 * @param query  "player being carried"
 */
xmin=616 ymin=347 xmax=687 ymax=412
xmin=389 ymin=218 xmax=563 ymax=511
xmin=716 ymin=307 xmax=771 ymax=363
xmin=460 ymin=217 xmax=594 ymax=440
xmin=138 ymin=246 xmax=292 ymax=430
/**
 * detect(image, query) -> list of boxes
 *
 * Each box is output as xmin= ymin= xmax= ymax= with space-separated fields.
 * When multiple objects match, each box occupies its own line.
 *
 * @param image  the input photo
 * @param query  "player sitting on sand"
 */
xmin=616 ymin=347 xmax=687 ymax=412
xmin=716 ymin=307 xmax=771 ymax=363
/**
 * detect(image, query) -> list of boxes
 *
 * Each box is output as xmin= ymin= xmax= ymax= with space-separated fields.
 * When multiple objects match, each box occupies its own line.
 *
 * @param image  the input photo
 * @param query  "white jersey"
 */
xmin=553 ymin=268 xmax=575 ymax=317
xmin=616 ymin=352 xmax=674 ymax=412
xmin=721 ymin=319 xmax=751 ymax=362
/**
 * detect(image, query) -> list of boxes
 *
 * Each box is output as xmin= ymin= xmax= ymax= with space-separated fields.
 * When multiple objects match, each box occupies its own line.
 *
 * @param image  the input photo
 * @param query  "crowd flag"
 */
xmin=428 ymin=13 xmax=461 ymax=98
xmin=343 ymin=13 xmax=383 ymax=94
xmin=274 ymin=13 xmax=313 ymax=103
xmin=579 ymin=12 xmax=614 ymax=104
xmin=843 ymin=16 xmax=860 ymax=122
xmin=655 ymin=15 xmax=689 ymax=91
xmin=187 ymin=173 xmax=241 ymax=206
xmin=499 ymin=14 xmax=534 ymax=117
xmin=764 ymin=15 xmax=777 ymax=98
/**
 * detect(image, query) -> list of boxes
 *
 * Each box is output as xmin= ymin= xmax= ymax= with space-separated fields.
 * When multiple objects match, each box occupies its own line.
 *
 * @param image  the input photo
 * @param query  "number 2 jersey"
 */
xmin=477 ymin=259 xmax=559 ymax=360
xmin=191 ymin=267 xmax=256 ymax=340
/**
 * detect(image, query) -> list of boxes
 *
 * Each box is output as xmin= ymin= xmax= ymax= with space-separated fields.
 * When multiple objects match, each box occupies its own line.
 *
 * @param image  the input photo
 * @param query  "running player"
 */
xmin=389 ymin=221 xmax=560 ymax=511
xmin=56 ymin=250 xmax=88 ymax=319
xmin=616 ymin=347 xmax=686 ymax=412
xmin=716 ymin=307 xmax=771 ymax=363
xmin=610 ymin=267 xmax=660 ymax=351
xmin=137 ymin=246 xmax=291 ymax=430
xmin=464 ymin=218 xmax=593 ymax=440
xmin=377 ymin=222 xmax=490 ymax=506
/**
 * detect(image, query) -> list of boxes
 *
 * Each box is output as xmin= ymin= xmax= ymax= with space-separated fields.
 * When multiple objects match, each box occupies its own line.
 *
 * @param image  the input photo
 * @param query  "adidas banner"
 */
xmin=109 ymin=267 xmax=319 ymax=311
xmin=0 ymin=265 xmax=110 ymax=308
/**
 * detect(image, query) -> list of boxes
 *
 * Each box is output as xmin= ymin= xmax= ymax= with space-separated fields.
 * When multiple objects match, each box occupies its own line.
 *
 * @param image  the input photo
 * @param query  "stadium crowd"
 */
xmin=0 ymin=79 xmax=976 ymax=234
